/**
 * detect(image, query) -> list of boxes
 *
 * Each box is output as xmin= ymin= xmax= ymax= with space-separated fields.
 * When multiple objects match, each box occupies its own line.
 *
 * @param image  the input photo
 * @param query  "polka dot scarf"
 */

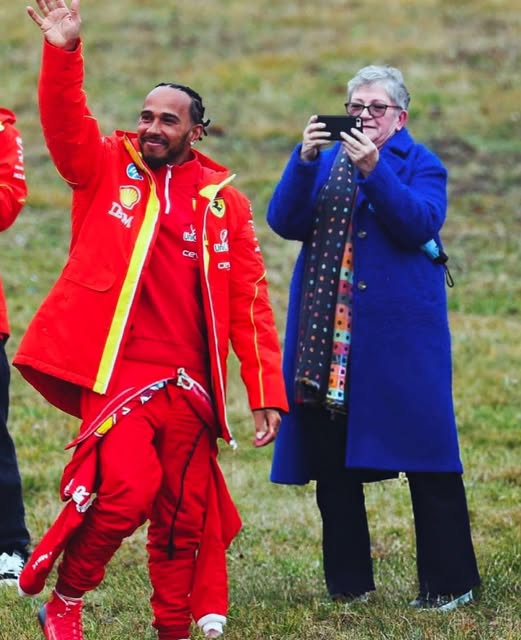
xmin=294 ymin=147 xmax=356 ymax=414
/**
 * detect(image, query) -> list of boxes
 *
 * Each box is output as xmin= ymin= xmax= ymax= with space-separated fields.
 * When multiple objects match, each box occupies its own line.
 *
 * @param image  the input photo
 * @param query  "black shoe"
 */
xmin=410 ymin=589 xmax=473 ymax=612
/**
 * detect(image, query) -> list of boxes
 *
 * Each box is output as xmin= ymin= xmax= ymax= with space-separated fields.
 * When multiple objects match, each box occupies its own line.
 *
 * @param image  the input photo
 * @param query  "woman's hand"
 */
xmin=340 ymin=128 xmax=379 ymax=177
xmin=300 ymin=115 xmax=332 ymax=162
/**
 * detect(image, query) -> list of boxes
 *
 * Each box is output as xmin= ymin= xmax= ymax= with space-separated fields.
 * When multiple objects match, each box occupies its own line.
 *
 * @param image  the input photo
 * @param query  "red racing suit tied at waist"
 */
xmin=66 ymin=367 xmax=222 ymax=453
xmin=18 ymin=367 xmax=241 ymax=597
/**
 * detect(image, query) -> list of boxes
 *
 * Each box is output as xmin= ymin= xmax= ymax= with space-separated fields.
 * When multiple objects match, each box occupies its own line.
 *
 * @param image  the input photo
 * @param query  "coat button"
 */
xmin=357 ymin=230 xmax=367 ymax=238
xmin=357 ymin=281 xmax=368 ymax=290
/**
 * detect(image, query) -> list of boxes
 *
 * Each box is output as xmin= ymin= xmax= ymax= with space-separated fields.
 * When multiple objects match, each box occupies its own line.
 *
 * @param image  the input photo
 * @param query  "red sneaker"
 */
xmin=38 ymin=589 xmax=84 ymax=639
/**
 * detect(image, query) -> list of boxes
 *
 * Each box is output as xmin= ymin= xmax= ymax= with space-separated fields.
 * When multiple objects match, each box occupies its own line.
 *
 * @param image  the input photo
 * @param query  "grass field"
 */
xmin=0 ymin=0 xmax=520 ymax=638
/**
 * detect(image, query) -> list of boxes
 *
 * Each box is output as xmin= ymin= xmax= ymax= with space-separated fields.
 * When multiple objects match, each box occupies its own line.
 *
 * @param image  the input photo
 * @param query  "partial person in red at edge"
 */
xmin=17 ymin=1 xmax=288 ymax=639
xmin=0 ymin=107 xmax=31 ymax=586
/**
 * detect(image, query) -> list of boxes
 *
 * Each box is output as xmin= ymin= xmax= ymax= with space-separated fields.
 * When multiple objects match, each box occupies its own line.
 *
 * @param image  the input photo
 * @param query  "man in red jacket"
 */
xmin=0 ymin=107 xmax=30 ymax=585
xmin=20 ymin=1 xmax=288 ymax=639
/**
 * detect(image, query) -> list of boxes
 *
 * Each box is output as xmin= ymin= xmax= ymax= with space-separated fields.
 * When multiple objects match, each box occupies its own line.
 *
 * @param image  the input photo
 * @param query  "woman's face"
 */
xmin=349 ymin=83 xmax=407 ymax=149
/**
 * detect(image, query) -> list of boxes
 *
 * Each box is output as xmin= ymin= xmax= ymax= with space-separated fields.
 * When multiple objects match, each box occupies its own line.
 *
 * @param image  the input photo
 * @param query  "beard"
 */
xmin=139 ymin=131 xmax=192 ymax=169
xmin=142 ymin=152 xmax=168 ymax=170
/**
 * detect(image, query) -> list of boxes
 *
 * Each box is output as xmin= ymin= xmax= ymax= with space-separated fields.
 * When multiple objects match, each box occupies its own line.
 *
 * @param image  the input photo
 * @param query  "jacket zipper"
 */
xmin=164 ymin=165 xmax=172 ymax=214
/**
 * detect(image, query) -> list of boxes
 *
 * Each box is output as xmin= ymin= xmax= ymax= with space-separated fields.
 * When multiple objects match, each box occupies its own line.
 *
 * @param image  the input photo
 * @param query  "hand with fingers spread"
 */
xmin=300 ymin=115 xmax=332 ymax=162
xmin=27 ymin=0 xmax=81 ymax=50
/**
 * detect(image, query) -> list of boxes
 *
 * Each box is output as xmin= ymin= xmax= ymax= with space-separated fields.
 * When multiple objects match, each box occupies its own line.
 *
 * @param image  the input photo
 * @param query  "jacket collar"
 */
xmin=116 ymin=130 xmax=231 ymax=182
xmin=379 ymin=127 xmax=414 ymax=167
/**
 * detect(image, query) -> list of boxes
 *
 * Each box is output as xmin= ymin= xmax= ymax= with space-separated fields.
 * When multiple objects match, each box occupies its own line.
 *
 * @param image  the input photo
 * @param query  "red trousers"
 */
xmin=56 ymin=377 xmax=227 ymax=639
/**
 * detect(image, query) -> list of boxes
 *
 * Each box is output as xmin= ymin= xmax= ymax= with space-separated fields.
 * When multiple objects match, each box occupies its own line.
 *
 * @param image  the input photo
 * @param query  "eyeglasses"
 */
xmin=344 ymin=102 xmax=402 ymax=118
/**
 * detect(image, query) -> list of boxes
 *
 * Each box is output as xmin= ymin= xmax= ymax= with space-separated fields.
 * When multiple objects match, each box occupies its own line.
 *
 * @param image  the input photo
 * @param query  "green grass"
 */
xmin=1 ymin=0 xmax=521 ymax=638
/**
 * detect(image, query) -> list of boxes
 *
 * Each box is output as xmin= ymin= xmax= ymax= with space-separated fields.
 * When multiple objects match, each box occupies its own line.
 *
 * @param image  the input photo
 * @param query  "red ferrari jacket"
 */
xmin=0 ymin=108 xmax=27 ymax=338
xmin=14 ymin=41 xmax=288 ymax=441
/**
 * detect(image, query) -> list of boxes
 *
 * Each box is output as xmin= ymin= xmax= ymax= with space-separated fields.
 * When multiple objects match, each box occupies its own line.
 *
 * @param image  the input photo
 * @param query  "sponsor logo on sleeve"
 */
xmin=126 ymin=163 xmax=144 ymax=180
xmin=213 ymin=229 xmax=229 ymax=253
xmin=183 ymin=224 xmax=197 ymax=243
xmin=14 ymin=136 xmax=25 ymax=181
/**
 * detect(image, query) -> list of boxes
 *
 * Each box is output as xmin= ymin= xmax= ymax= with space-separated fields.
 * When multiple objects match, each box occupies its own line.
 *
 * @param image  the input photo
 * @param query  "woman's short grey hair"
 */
xmin=347 ymin=65 xmax=411 ymax=109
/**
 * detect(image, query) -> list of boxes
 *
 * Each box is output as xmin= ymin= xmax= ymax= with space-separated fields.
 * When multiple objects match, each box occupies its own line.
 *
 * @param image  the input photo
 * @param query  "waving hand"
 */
xmin=27 ymin=0 xmax=81 ymax=50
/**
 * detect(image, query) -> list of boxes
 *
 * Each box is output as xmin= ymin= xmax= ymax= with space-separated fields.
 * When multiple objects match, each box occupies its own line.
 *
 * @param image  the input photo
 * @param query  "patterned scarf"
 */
xmin=294 ymin=147 xmax=356 ymax=414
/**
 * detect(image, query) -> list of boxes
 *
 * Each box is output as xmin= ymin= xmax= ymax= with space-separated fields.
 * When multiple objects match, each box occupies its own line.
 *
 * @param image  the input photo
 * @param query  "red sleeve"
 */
xmin=0 ymin=111 xmax=27 ymax=231
xmin=227 ymin=189 xmax=288 ymax=412
xmin=38 ymin=40 xmax=104 ymax=189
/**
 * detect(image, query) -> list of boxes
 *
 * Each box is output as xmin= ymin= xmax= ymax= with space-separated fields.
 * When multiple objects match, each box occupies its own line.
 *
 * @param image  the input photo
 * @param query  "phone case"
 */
xmin=316 ymin=115 xmax=363 ymax=140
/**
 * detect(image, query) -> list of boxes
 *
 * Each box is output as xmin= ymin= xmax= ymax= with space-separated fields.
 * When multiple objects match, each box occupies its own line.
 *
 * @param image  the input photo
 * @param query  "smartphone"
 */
xmin=316 ymin=115 xmax=363 ymax=140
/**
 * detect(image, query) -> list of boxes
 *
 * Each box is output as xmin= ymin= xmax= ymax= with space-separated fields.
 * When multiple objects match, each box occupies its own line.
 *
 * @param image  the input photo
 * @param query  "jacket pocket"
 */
xmin=62 ymin=255 xmax=116 ymax=291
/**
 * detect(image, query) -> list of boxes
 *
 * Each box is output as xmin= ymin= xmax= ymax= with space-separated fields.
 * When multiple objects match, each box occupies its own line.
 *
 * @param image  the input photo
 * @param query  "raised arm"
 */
xmin=26 ymin=0 xmax=104 ymax=191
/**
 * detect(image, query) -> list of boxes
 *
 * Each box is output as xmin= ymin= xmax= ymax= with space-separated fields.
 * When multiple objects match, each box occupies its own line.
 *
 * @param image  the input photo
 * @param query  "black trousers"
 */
xmin=0 ymin=341 xmax=30 ymax=554
xmin=316 ymin=470 xmax=480 ymax=597
xmin=301 ymin=407 xmax=480 ymax=597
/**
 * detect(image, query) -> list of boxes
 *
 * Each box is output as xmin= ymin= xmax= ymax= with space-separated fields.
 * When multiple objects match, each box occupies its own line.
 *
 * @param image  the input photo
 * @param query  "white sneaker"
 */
xmin=197 ymin=614 xmax=226 ymax=638
xmin=0 ymin=550 xmax=26 ymax=586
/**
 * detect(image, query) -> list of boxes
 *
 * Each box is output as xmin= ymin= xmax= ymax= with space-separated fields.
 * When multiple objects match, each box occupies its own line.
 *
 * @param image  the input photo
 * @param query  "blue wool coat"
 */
xmin=269 ymin=128 xmax=463 ymax=485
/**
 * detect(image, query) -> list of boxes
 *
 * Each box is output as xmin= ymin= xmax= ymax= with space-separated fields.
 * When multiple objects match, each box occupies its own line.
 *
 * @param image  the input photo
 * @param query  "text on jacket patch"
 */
xmin=108 ymin=202 xmax=134 ymax=228
xmin=214 ymin=229 xmax=229 ymax=252
xmin=183 ymin=224 xmax=197 ymax=242
xmin=13 ymin=135 xmax=25 ymax=180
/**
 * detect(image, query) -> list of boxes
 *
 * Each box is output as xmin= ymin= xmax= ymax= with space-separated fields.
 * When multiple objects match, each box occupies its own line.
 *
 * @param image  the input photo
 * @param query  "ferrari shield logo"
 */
xmin=210 ymin=198 xmax=226 ymax=218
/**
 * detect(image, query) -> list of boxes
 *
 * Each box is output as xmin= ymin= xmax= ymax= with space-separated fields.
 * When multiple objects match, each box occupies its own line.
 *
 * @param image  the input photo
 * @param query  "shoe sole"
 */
xmin=437 ymin=591 xmax=473 ymax=612
xmin=411 ymin=590 xmax=473 ymax=612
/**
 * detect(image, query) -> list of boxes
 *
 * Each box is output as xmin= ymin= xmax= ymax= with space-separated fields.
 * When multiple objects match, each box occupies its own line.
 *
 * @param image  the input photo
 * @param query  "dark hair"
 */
xmin=154 ymin=82 xmax=211 ymax=138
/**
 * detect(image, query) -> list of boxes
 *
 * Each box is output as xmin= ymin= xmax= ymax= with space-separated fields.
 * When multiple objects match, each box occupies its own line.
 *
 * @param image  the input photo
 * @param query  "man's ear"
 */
xmin=190 ymin=124 xmax=204 ymax=143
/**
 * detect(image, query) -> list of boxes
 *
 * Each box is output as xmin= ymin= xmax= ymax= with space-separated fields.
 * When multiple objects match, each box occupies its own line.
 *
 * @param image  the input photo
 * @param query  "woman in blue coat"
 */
xmin=268 ymin=65 xmax=480 ymax=610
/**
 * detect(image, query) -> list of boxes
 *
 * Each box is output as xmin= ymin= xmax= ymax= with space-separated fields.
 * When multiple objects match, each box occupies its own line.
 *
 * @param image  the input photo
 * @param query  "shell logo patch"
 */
xmin=210 ymin=198 xmax=226 ymax=218
xmin=120 ymin=186 xmax=141 ymax=210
